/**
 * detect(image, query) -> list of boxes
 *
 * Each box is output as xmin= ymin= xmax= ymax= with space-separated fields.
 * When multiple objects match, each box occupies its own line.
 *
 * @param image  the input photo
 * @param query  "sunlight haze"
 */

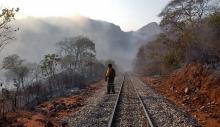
xmin=0 ymin=0 xmax=169 ymax=31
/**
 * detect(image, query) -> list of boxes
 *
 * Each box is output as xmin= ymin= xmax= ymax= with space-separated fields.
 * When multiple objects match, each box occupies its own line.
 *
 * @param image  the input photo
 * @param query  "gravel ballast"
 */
xmin=131 ymin=76 xmax=201 ymax=127
xmin=63 ymin=75 xmax=201 ymax=127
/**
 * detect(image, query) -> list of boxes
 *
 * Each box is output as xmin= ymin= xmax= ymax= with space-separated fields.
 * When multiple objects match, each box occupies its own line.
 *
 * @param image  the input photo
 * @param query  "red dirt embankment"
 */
xmin=142 ymin=63 xmax=220 ymax=127
xmin=1 ymin=80 xmax=104 ymax=127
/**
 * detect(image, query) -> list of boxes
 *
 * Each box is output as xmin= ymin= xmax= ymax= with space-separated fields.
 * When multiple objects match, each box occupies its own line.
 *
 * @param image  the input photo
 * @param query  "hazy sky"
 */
xmin=0 ymin=0 xmax=169 ymax=31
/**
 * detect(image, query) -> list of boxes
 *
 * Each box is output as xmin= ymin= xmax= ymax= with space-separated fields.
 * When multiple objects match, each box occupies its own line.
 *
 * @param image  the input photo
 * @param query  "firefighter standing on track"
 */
xmin=105 ymin=64 xmax=116 ymax=94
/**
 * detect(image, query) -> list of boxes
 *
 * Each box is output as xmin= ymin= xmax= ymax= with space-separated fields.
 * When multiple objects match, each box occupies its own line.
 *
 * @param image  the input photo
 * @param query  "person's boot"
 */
xmin=107 ymin=85 xmax=110 ymax=94
xmin=112 ymin=86 xmax=115 ymax=94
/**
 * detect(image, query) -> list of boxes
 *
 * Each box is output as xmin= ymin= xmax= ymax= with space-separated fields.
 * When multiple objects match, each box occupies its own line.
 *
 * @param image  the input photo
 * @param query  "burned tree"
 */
xmin=2 ymin=54 xmax=30 ymax=111
xmin=0 ymin=8 xmax=19 ymax=52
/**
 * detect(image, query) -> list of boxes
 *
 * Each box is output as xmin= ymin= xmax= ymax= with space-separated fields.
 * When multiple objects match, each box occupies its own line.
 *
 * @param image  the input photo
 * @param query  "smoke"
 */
xmin=0 ymin=16 xmax=161 ymax=71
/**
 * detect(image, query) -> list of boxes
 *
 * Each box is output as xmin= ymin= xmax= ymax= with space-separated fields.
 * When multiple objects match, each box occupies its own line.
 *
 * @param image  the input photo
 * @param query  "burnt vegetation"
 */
xmin=134 ymin=0 xmax=220 ymax=75
xmin=0 ymin=8 xmax=108 ymax=121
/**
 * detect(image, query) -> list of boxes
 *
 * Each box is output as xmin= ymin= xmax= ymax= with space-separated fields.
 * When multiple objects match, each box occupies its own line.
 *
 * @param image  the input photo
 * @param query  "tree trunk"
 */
xmin=13 ymin=89 xmax=18 ymax=111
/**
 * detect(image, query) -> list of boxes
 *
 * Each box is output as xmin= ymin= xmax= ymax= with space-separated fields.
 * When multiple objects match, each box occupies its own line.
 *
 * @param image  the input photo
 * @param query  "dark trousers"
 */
xmin=107 ymin=83 xmax=115 ymax=94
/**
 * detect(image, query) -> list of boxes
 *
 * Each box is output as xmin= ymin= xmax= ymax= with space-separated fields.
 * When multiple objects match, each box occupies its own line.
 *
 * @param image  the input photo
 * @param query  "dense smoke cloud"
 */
xmin=1 ymin=16 xmax=161 ymax=71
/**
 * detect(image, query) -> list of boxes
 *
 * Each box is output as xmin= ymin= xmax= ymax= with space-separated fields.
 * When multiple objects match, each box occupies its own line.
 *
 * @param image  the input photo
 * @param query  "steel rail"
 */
xmin=107 ymin=74 xmax=125 ymax=127
xmin=130 ymin=76 xmax=155 ymax=127
xmin=108 ymin=74 xmax=154 ymax=127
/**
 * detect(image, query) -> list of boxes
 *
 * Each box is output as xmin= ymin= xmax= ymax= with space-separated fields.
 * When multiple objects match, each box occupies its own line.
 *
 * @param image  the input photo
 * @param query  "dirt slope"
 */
xmin=142 ymin=63 xmax=220 ymax=127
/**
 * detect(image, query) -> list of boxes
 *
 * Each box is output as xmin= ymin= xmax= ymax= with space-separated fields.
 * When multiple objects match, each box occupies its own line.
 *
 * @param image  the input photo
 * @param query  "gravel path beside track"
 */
xmin=130 ymin=76 xmax=201 ymax=127
xmin=65 ymin=76 xmax=123 ymax=127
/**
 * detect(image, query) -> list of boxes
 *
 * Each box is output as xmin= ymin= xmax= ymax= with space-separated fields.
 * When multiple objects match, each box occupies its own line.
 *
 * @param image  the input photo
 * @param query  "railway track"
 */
xmin=67 ymin=74 xmax=199 ymax=127
xmin=108 ymin=74 xmax=154 ymax=127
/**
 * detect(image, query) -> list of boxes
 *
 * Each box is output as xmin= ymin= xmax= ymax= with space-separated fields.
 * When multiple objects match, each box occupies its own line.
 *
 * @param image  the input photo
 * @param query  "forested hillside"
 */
xmin=134 ymin=0 xmax=220 ymax=126
xmin=134 ymin=0 xmax=220 ymax=75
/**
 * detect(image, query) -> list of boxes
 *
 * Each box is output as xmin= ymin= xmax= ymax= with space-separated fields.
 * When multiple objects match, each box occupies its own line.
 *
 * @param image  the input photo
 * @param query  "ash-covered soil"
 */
xmin=0 ymin=80 xmax=105 ymax=127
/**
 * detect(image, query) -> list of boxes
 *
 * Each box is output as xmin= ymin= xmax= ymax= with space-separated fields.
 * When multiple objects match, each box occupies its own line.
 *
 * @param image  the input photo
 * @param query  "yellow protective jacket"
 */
xmin=105 ymin=68 xmax=116 ymax=83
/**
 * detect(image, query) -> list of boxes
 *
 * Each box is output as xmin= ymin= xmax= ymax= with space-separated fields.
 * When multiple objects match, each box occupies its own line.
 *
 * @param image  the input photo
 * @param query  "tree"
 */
xmin=40 ymin=54 xmax=60 ymax=78
xmin=134 ymin=38 xmax=165 ymax=75
xmin=159 ymin=0 xmax=215 ymax=31
xmin=159 ymin=0 xmax=216 ymax=49
xmin=133 ymin=46 xmax=147 ymax=73
xmin=2 ymin=54 xmax=29 ymax=89
xmin=209 ymin=12 xmax=220 ymax=38
xmin=30 ymin=63 xmax=42 ymax=82
xmin=158 ymin=0 xmax=220 ymax=64
xmin=194 ymin=12 xmax=220 ymax=63
xmin=0 ymin=8 xmax=19 ymax=51
xmin=2 ymin=54 xmax=30 ymax=111
xmin=40 ymin=54 xmax=60 ymax=90
xmin=60 ymin=54 xmax=75 ymax=71
xmin=57 ymin=36 xmax=96 ymax=73
xmin=92 ymin=60 xmax=105 ymax=79
xmin=2 ymin=54 xmax=23 ymax=70
xmin=14 ymin=66 xmax=29 ymax=89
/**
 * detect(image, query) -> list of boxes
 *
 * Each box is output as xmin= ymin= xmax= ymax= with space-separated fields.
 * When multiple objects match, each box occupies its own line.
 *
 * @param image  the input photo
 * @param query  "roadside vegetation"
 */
xmin=0 ymin=8 xmax=109 ymax=123
xmin=134 ymin=0 xmax=220 ymax=75
xmin=134 ymin=0 xmax=220 ymax=126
